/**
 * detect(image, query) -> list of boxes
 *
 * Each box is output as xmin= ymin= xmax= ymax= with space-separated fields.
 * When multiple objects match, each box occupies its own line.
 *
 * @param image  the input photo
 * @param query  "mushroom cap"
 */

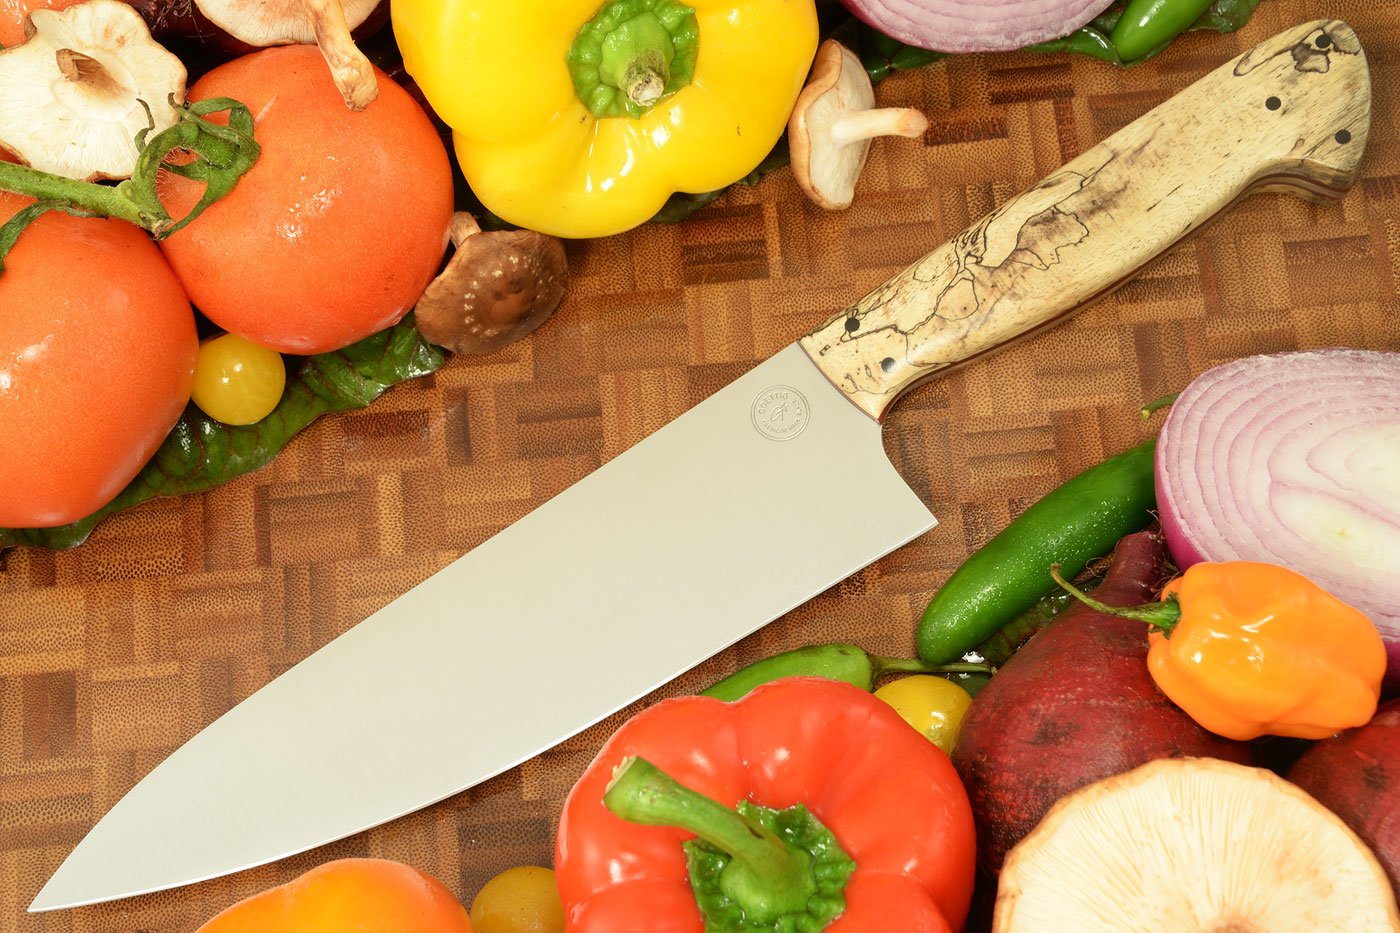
xmin=789 ymin=39 xmax=886 ymax=211
xmin=414 ymin=214 xmax=569 ymax=356
xmin=0 ymin=0 xmax=185 ymax=181
xmin=197 ymin=0 xmax=381 ymax=47
xmin=995 ymin=757 xmax=1400 ymax=933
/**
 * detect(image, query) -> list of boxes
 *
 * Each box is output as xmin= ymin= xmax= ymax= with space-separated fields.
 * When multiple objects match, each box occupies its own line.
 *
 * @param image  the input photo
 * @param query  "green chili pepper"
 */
xmin=700 ymin=643 xmax=990 ymax=702
xmin=917 ymin=438 xmax=1157 ymax=665
xmin=1111 ymin=0 xmax=1216 ymax=63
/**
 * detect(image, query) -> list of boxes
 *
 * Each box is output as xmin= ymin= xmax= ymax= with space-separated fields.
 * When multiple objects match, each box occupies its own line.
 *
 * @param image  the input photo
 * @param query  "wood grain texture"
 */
xmin=3 ymin=3 xmax=1400 ymax=930
xmin=800 ymin=18 xmax=1371 ymax=421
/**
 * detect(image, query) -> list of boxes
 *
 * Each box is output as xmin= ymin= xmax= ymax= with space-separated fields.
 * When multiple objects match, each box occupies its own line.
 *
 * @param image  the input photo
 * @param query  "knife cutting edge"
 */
xmin=30 ymin=18 xmax=1371 ymax=911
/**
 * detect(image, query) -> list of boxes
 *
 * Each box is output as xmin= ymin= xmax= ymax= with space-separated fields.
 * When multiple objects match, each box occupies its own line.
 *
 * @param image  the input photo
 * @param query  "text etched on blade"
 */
xmin=751 ymin=386 xmax=810 ymax=441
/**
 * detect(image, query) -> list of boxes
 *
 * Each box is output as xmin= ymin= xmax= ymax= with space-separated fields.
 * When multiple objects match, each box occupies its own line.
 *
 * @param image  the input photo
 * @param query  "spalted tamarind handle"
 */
xmin=799 ymin=19 xmax=1371 ymax=422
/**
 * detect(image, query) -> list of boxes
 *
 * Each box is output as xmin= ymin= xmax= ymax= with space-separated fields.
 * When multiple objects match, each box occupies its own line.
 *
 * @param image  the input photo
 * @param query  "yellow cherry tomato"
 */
xmin=874 ymin=675 xmax=974 ymax=755
xmin=469 ymin=866 xmax=565 ymax=933
xmin=191 ymin=333 xmax=286 ymax=425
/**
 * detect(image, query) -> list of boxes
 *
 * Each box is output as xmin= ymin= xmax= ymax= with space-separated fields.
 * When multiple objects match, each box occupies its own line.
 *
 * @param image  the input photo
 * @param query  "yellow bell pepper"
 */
xmin=392 ymin=0 xmax=818 ymax=238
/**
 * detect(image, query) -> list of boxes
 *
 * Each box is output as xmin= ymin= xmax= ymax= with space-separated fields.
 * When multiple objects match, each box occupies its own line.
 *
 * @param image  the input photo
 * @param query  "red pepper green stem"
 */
xmin=568 ymin=0 xmax=699 ymax=120
xmin=0 ymin=95 xmax=258 ymax=271
xmin=604 ymin=756 xmax=853 ymax=930
xmin=1050 ymin=563 xmax=1182 ymax=635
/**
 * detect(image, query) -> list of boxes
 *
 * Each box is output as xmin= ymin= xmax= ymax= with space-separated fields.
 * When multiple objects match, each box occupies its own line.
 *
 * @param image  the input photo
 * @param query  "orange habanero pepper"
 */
xmin=196 ymin=858 xmax=473 ymax=933
xmin=1054 ymin=561 xmax=1387 ymax=742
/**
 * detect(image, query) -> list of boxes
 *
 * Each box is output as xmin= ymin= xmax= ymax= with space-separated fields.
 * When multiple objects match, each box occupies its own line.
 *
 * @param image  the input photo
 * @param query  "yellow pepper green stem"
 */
xmin=391 ymin=0 xmax=818 ymax=238
xmin=569 ymin=0 xmax=697 ymax=119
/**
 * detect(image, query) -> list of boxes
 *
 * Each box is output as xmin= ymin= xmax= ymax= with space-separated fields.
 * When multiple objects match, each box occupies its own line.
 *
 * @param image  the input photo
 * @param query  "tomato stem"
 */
xmin=0 ymin=165 xmax=145 ymax=225
xmin=0 ymin=95 xmax=259 ymax=271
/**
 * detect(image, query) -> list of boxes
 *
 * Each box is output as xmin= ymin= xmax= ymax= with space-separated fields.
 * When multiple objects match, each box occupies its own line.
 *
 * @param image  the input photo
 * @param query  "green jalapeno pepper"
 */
xmin=917 ymin=439 xmax=1158 ymax=665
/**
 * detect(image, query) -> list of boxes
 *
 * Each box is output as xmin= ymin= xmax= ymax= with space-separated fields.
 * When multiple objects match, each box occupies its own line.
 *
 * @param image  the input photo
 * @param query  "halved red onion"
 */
xmin=838 ymin=0 xmax=1117 ymax=54
xmin=1156 ymin=349 xmax=1400 ymax=684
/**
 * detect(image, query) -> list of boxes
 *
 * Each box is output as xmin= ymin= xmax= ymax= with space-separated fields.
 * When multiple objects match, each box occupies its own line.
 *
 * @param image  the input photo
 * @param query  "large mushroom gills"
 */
xmin=414 ymin=213 xmax=569 ymax=355
xmin=788 ymin=39 xmax=928 ymax=210
xmin=994 ymin=757 xmax=1400 ymax=933
xmin=0 ymin=0 xmax=185 ymax=181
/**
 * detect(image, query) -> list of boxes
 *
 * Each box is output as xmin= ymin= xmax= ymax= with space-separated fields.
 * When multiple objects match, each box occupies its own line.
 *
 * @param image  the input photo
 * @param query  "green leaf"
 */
xmin=859 ymin=22 xmax=945 ymax=84
xmin=1089 ymin=2 xmax=1128 ymax=35
xmin=0 ymin=316 xmax=445 ymax=551
xmin=1191 ymin=0 xmax=1263 ymax=34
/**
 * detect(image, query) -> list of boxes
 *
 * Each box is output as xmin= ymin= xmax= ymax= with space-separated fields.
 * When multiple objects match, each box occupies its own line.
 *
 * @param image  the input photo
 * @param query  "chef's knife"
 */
xmin=31 ymin=19 xmax=1370 ymax=911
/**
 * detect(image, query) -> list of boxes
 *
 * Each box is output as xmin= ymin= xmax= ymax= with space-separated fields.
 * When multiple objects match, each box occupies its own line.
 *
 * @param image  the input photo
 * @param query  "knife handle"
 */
xmin=799 ymin=19 xmax=1371 ymax=422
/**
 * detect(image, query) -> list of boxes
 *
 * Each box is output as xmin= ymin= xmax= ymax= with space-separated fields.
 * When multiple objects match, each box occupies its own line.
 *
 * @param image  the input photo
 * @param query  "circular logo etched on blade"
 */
xmin=751 ymin=386 xmax=810 ymax=441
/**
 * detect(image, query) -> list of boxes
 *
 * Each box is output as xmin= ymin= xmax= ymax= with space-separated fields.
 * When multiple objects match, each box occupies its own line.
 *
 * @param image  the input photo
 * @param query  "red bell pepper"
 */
xmin=555 ymin=677 xmax=976 ymax=932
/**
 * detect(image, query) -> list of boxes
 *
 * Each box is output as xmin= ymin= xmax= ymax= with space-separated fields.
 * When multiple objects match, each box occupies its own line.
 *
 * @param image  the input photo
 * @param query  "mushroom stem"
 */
xmin=54 ymin=48 xmax=124 ymax=95
xmin=448 ymin=212 xmax=482 ymax=246
xmin=301 ymin=0 xmax=377 ymax=111
xmin=829 ymin=107 xmax=929 ymax=148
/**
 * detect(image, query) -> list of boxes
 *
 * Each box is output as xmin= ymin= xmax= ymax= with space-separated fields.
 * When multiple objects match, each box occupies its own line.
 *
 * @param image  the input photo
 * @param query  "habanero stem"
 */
xmin=1050 ymin=563 xmax=1182 ymax=635
xmin=0 ymin=95 xmax=259 ymax=271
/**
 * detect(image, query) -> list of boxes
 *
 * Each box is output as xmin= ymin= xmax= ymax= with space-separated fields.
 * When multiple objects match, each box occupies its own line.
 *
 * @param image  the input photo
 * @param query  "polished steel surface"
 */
xmin=31 ymin=343 xmax=935 ymax=911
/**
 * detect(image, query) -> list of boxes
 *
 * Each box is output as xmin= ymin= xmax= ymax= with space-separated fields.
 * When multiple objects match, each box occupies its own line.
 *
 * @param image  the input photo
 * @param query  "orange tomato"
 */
xmin=159 ymin=45 xmax=454 ymax=355
xmin=0 ymin=191 xmax=197 ymax=528
xmin=196 ymin=858 xmax=473 ymax=933
xmin=0 ymin=0 xmax=93 ymax=48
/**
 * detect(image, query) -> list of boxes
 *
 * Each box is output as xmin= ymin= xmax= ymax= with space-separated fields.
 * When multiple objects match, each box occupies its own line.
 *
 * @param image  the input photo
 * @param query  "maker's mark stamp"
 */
xmin=751 ymin=386 xmax=809 ymax=441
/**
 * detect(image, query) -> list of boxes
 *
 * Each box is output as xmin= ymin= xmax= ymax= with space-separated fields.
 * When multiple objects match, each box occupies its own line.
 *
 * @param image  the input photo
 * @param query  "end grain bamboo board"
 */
xmin=3 ymin=1 xmax=1399 ymax=929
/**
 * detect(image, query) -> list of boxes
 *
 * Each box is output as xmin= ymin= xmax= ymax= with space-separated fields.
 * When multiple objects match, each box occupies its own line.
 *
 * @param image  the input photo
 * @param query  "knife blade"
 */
xmin=30 ymin=18 xmax=1370 ymax=911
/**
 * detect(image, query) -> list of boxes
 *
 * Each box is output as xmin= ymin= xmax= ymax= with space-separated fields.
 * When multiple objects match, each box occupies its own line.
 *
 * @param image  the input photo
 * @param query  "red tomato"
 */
xmin=0 ymin=192 xmax=197 ymax=527
xmin=158 ymin=45 xmax=454 ymax=355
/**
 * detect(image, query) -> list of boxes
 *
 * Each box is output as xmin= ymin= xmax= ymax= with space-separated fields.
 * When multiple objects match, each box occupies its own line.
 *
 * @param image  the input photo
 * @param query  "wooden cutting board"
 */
xmin=3 ymin=2 xmax=1399 ymax=929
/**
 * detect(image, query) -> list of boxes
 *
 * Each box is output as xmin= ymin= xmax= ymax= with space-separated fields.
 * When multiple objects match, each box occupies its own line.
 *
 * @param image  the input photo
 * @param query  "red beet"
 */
xmin=952 ymin=530 xmax=1253 ymax=875
xmin=1287 ymin=699 xmax=1400 ymax=894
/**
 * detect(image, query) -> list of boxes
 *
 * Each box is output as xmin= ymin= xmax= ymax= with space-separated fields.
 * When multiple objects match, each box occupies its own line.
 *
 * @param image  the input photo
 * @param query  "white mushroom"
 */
xmin=995 ymin=757 xmax=1400 ymax=933
xmin=788 ymin=39 xmax=928 ymax=210
xmin=414 ymin=213 xmax=569 ymax=355
xmin=0 ymin=0 xmax=185 ymax=182
xmin=196 ymin=0 xmax=380 ymax=110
